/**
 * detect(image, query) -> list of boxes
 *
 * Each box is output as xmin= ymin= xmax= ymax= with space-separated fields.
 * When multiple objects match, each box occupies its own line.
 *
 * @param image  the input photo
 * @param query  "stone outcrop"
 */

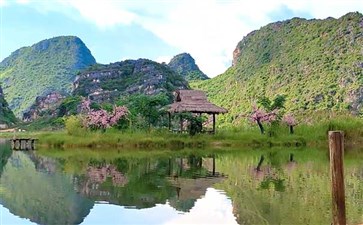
xmin=23 ymin=92 xmax=65 ymax=121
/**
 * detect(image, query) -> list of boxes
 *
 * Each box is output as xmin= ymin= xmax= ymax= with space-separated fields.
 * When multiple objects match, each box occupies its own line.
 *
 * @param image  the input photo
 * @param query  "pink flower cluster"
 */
xmin=250 ymin=105 xmax=278 ymax=123
xmin=282 ymin=114 xmax=297 ymax=126
xmin=81 ymin=99 xmax=129 ymax=129
xmin=81 ymin=99 xmax=91 ymax=112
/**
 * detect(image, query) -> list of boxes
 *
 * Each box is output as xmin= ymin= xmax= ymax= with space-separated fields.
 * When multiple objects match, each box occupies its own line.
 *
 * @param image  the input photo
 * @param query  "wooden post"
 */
xmin=168 ymin=158 xmax=172 ymax=176
xmin=212 ymin=113 xmax=216 ymax=134
xmin=329 ymin=131 xmax=346 ymax=225
xmin=179 ymin=114 xmax=183 ymax=133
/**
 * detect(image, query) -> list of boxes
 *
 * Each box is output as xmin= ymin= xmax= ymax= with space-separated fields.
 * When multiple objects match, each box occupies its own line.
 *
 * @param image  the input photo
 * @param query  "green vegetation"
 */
xmin=0 ymin=36 xmax=96 ymax=117
xmin=168 ymin=53 xmax=209 ymax=81
xmin=192 ymin=12 xmax=363 ymax=125
xmin=1 ymin=114 xmax=360 ymax=150
xmin=117 ymin=93 xmax=170 ymax=129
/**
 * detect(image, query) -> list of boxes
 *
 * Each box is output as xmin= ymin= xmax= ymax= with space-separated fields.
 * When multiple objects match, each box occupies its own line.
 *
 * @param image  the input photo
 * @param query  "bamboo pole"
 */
xmin=329 ymin=131 xmax=346 ymax=225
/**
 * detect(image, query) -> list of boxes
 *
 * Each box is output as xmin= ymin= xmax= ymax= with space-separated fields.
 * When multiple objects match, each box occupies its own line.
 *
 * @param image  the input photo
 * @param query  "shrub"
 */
xmin=65 ymin=115 xmax=85 ymax=136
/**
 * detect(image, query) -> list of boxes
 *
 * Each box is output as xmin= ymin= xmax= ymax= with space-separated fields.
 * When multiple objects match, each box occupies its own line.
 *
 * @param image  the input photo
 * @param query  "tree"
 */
xmin=258 ymin=95 xmax=286 ymax=111
xmin=250 ymin=105 xmax=278 ymax=134
xmin=250 ymin=95 xmax=285 ymax=135
xmin=117 ymin=93 xmax=170 ymax=129
xmin=282 ymin=114 xmax=297 ymax=134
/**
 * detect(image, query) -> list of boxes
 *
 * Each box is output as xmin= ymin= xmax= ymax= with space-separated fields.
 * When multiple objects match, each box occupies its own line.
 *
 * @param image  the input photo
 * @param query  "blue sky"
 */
xmin=1 ymin=0 xmax=363 ymax=77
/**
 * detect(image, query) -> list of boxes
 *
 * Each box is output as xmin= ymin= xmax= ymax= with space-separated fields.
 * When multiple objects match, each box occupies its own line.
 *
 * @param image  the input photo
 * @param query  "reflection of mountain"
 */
xmin=0 ymin=150 xmax=94 ymax=225
xmin=0 ymin=140 xmax=11 ymax=176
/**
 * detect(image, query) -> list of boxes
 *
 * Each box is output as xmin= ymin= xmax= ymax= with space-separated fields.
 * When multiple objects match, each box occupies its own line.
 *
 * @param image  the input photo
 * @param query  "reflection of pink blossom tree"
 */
xmin=282 ymin=114 xmax=297 ymax=134
xmin=250 ymin=105 xmax=278 ymax=134
xmin=81 ymin=99 xmax=129 ymax=130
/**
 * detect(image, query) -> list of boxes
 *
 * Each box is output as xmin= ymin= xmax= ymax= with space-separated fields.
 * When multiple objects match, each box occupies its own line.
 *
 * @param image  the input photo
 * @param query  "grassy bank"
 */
xmin=1 ymin=115 xmax=362 ymax=150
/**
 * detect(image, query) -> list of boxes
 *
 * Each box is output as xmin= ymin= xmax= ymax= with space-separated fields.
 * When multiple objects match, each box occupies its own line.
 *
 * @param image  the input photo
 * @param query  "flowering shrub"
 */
xmin=81 ymin=99 xmax=129 ymax=130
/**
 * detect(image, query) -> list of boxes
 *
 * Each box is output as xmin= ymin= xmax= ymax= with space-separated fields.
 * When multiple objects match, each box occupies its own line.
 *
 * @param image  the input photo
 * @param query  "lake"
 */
xmin=0 ymin=139 xmax=362 ymax=225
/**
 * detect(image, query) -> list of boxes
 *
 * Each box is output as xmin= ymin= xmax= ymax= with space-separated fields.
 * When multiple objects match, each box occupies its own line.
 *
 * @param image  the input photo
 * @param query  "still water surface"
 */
xmin=0 ymin=140 xmax=363 ymax=225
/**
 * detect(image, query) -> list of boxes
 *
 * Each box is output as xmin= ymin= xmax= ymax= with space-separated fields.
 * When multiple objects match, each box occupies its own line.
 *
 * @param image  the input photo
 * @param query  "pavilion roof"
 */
xmin=167 ymin=90 xmax=228 ymax=114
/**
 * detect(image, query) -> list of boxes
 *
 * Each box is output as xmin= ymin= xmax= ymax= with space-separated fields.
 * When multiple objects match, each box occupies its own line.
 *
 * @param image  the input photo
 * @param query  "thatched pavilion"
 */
xmin=166 ymin=90 xmax=228 ymax=134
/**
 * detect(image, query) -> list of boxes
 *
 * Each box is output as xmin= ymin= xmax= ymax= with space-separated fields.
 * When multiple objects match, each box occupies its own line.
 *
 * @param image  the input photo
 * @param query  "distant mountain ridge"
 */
xmin=168 ymin=53 xmax=209 ymax=81
xmin=192 ymin=12 xmax=363 ymax=124
xmin=0 ymin=36 xmax=96 ymax=117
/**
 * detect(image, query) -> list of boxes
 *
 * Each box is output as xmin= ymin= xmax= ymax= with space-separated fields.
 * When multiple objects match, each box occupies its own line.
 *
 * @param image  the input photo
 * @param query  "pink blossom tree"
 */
xmin=282 ymin=114 xmax=297 ymax=134
xmin=80 ymin=99 xmax=129 ymax=130
xmin=250 ymin=105 xmax=278 ymax=134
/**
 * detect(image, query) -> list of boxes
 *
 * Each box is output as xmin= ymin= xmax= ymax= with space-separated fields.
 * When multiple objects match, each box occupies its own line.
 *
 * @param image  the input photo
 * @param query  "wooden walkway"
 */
xmin=11 ymin=138 xmax=38 ymax=150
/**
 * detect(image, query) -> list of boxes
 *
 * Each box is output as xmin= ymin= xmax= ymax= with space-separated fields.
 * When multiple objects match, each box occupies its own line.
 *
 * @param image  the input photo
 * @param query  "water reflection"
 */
xmin=0 ymin=141 xmax=232 ymax=225
xmin=72 ymin=155 xmax=225 ymax=211
xmin=0 ymin=148 xmax=93 ymax=225
xmin=2 ymin=140 xmax=363 ymax=225
xmin=82 ymin=188 xmax=236 ymax=225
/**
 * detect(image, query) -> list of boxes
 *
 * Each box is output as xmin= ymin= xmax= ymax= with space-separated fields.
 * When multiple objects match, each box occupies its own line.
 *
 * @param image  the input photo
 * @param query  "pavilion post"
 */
xmin=168 ymin=112 xmax=171 ymax=131
xmin=212 ymin=113 xmax=216 ymax=134
xmin=180 ymin=114 xmax=183 ymax=133
xmin=212 ymin=154 xmax=216 ymax=176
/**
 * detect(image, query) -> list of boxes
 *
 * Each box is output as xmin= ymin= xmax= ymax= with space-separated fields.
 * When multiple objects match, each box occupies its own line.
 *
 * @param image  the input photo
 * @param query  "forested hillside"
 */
xmin=192 ymin=12 xmax=363 ymax=125
xmin=0 ymin=36 xmax=96 ymax=117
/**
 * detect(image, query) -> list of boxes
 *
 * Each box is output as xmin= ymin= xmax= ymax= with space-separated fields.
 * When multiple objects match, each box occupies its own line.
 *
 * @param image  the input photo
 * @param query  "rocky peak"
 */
xmin=168 ymin=53 xmax=209 ymax=81
xmin=73 ymin=58 xmax=189 ymax=104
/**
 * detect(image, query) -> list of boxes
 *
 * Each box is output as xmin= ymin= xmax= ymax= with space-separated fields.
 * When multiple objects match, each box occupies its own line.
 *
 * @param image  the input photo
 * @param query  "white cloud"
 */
xmin=12 ymin=0 xmax=363 ymax=77
xmin=64 ymin=0 xmax=136 ymax=28
xmin=16 ymin=0 xmax=30 ymax=4
xmin=0 ymin=0 xmax=7 ymax=7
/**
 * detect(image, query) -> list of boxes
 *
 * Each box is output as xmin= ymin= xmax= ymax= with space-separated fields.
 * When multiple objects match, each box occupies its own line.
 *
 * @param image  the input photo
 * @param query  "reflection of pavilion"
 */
xmin=166 ymin=156 xmax=226 ymax=212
